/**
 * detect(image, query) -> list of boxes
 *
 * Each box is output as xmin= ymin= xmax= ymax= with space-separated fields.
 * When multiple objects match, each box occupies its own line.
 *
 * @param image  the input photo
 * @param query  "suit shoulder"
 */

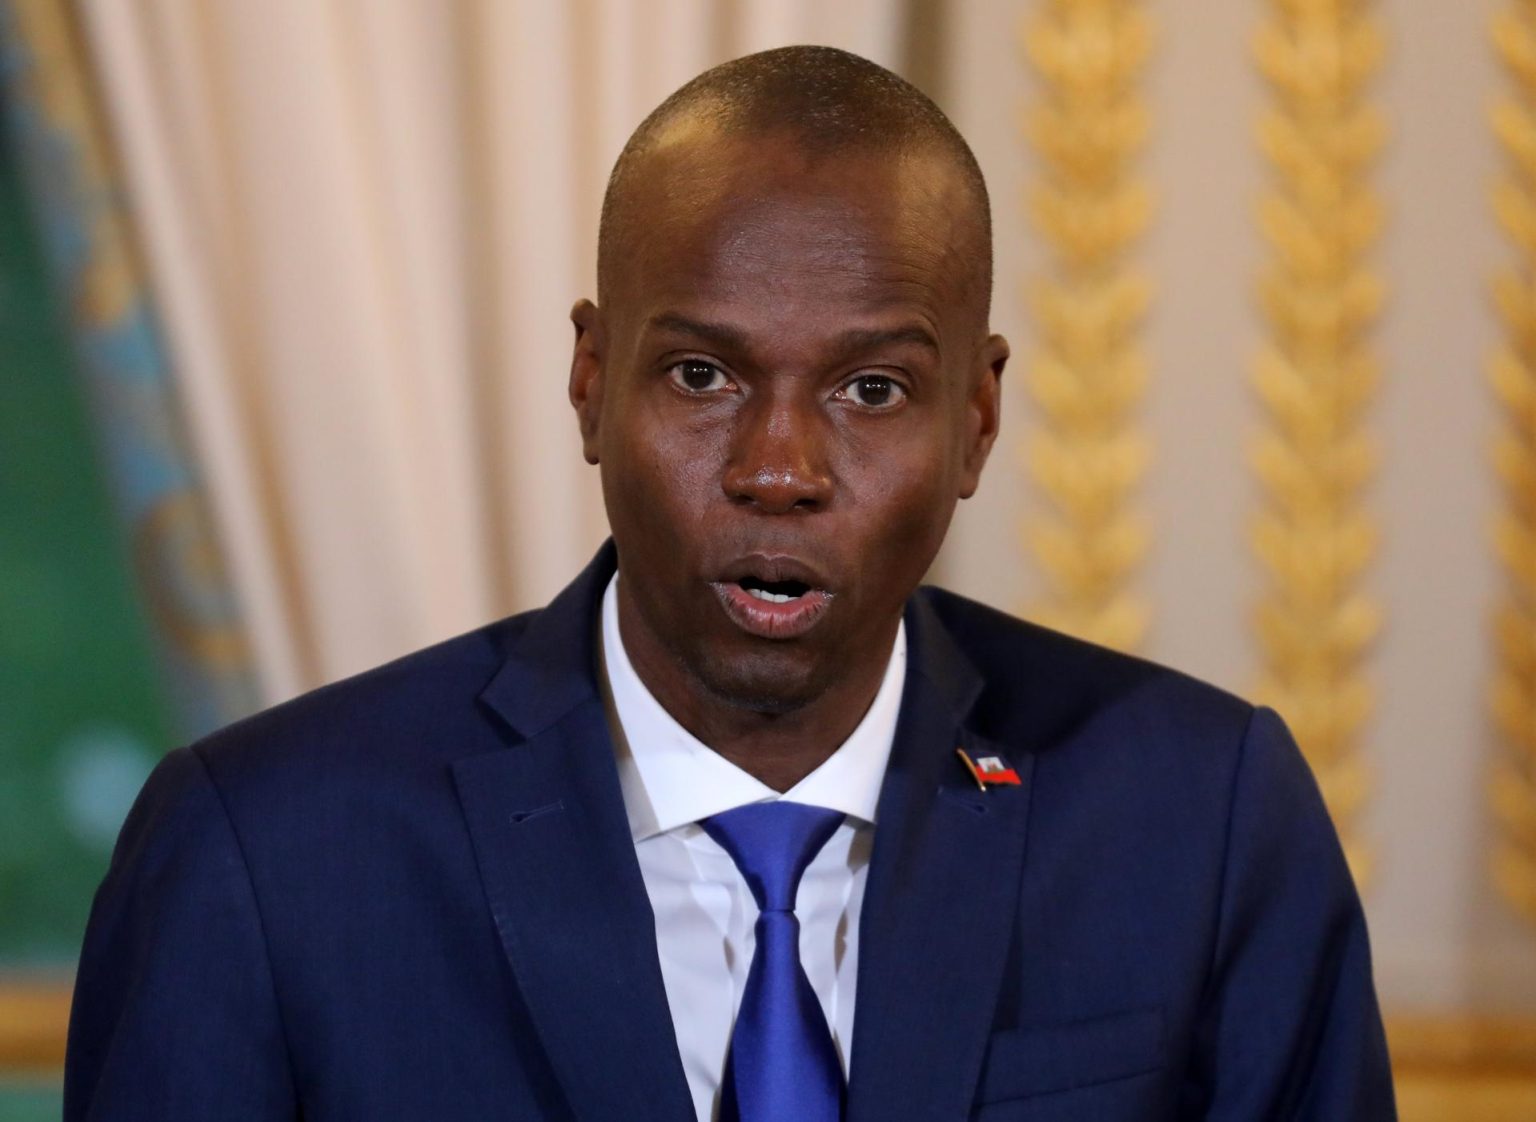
xmin=188 ymin=609 xmax=538 ymax=780
xmin=916 ymin=585 xmax=1256 ymax=756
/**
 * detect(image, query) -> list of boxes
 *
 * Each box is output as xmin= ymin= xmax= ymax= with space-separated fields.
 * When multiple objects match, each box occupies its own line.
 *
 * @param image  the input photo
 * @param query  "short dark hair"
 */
xmin=597 ymin=45 xmax=992 ymax=306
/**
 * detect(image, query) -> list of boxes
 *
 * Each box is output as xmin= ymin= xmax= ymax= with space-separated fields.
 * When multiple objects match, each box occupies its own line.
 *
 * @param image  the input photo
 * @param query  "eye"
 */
xmin=666 ymin=359 xmax=734 ymax=394
xmin=838 ymin=373 xmax=907 ymax=410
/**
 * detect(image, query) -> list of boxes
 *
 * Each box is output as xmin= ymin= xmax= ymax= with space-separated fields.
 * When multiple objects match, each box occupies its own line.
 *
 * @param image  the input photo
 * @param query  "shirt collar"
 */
xmin=600 ymin=571 xmax=906 ymax=842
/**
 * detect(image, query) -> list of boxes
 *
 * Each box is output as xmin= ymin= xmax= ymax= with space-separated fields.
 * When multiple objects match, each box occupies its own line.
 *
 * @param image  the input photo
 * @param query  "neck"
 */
xmin=683 ymin=667 xmax=888 ymax=792
xmin=616 ymin=590 xmax=895 ymax=793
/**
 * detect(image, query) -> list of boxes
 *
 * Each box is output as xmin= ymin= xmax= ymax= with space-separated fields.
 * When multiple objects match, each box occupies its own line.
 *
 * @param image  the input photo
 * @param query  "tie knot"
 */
xmin=701 ymin=802 xmax=845 ymax=912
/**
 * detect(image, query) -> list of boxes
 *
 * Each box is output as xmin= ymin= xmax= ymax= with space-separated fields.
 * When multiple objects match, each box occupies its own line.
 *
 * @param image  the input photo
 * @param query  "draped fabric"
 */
xmin=76 ymin=0 xmax=905 ymax=701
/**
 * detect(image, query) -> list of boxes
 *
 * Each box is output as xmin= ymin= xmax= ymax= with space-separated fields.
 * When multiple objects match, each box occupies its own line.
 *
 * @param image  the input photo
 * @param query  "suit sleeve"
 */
xmin=1188 ymin=707 xmax=1396 ymax=1121
xmin=64 ymin=746 xmax=298 ymax=1120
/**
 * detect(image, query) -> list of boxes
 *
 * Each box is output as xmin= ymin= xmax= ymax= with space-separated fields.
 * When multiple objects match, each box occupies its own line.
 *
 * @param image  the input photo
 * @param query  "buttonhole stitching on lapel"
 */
xmin=509 ymin=799 xmax=565 ymax=825
xmin=937 ymin=785 xmax=988 ymax=815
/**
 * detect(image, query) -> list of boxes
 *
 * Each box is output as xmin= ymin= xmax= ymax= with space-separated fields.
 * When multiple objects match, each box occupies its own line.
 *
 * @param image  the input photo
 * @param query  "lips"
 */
xmin=710 ymin=555 xmax=835 ymax=639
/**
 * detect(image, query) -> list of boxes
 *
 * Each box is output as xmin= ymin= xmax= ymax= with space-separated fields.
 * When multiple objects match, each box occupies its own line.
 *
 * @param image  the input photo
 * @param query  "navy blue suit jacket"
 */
xmin=66 ymin=543 xmax=1395 ymax=1120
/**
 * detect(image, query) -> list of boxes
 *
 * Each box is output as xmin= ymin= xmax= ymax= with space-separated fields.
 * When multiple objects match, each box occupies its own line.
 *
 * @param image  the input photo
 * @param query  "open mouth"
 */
xmin=711 ymin=566 xmax=834 ymax=639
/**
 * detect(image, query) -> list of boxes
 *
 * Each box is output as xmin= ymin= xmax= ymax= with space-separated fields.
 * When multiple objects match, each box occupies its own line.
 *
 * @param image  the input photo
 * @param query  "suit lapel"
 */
xmin=846 ymin=597 xmax=1035 ymax=1122
xmin=454 ymin=545 xmax=694 ymax=1122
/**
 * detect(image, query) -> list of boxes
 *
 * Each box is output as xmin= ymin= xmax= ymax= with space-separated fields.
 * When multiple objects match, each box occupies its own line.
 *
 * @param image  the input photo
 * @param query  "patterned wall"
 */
xmin=1248 ymin=0 xmax=1385 ymax=882
xmin=1022 ymin=0 xmax=1155 ymax=653
xmin=1490 ymin=0 xmax=1536 ymax=943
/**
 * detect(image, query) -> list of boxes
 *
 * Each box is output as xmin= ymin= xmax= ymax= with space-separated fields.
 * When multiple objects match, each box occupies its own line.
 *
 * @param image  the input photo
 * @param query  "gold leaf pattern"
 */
xmin=1022 ymin=0 xmax=1154 ymax=653
xmin=1491 ymin=0 xmax=1536 ymax=937
xmin=1251 ymin=0 xmax=1385 ymax=885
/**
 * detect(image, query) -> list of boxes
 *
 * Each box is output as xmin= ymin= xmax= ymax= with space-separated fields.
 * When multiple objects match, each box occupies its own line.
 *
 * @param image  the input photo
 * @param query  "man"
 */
xmin=66 ymin=46 xmax=1395 ymax=1121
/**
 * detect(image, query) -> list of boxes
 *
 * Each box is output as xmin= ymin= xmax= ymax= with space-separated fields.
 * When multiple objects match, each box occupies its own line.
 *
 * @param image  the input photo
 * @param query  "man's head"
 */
xmin=570 ymin=45 xmax=1007 ymax=721
xmin=596 ymin=46 xmax=994 ymax=313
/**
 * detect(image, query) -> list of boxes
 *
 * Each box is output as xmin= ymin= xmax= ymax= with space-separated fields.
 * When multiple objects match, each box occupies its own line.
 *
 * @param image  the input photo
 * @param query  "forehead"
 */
xmin=607 ymin=130 xmax=980 ymax=330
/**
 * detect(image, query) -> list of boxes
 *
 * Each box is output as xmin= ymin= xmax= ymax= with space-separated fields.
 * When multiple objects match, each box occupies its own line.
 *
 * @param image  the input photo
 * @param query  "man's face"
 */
xmin=571 ymin=129 xmax=1006 ymax=714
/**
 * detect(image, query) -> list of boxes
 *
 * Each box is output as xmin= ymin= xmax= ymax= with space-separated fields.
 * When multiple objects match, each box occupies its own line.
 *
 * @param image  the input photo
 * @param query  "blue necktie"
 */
xmin=702 ymin=802 xmax=847 ymax=1122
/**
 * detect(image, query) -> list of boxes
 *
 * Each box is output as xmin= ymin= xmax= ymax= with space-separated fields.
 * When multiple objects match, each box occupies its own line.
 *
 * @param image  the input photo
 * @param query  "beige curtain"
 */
xmin=78 ymin=0 xmax=904 ymax=700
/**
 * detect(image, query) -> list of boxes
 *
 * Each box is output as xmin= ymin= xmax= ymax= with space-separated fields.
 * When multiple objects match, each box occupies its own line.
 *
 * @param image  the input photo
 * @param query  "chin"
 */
xmin=689 ymin=646 xmax=824 ymax=715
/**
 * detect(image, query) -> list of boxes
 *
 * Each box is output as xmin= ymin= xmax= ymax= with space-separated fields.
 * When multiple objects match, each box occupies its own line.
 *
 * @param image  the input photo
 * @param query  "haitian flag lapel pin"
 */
xmin=956 ymin=747 xmax=1021 ymax=792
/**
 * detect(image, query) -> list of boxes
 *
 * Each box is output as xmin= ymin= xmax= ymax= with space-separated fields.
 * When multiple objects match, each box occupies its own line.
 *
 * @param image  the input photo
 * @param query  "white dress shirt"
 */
xmin=599 ymin=573 xmax=906 ymax=1122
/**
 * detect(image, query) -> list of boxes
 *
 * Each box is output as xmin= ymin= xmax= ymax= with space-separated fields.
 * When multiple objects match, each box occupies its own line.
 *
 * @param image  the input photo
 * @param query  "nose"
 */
xmin=721 ymin=393 xmax=834 ymax=513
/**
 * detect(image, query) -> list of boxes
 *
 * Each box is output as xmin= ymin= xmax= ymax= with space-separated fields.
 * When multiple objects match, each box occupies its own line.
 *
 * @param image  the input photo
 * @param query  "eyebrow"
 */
xmin=646 ymin=313 xmax=940 ymax=356
xmin=648 ymin=313 xmax=749 ymax=351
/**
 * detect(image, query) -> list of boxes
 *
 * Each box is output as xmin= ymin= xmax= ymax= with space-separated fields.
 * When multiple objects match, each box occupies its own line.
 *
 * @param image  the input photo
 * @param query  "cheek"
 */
xmin=846 ymin=411 xmax=962 ymax=502
xmin=602 ymin=407 xmax=725 ymax=539
xmin=885 ymin=477 xmax=957 ymax=555
xmin=850 ymin=436 xmax=961 ymax=572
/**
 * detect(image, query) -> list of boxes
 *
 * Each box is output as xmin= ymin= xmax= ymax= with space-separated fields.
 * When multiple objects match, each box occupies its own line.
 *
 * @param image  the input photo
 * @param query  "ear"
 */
xmin=569 ymin=299 xmax=605 ymax=465
xmin=958 ymin=333 xmax=1008 ymax=500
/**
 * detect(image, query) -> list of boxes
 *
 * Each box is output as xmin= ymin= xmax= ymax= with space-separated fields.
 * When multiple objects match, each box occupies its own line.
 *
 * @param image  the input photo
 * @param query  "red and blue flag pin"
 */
xmin=956 ymin=747 xmax=1021 ymax=791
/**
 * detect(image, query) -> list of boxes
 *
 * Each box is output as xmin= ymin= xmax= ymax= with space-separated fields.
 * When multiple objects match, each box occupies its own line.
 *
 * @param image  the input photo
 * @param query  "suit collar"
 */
xmin=904 ymin=586 xmax=986 ymax=722
xmin=477 ymin=540 xmax=616 ymax=739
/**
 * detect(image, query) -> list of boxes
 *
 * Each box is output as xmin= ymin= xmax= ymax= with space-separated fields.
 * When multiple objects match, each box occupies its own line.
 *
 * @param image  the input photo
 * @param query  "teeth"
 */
xmin=746 ymin=587 xmax=797 ymax=604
